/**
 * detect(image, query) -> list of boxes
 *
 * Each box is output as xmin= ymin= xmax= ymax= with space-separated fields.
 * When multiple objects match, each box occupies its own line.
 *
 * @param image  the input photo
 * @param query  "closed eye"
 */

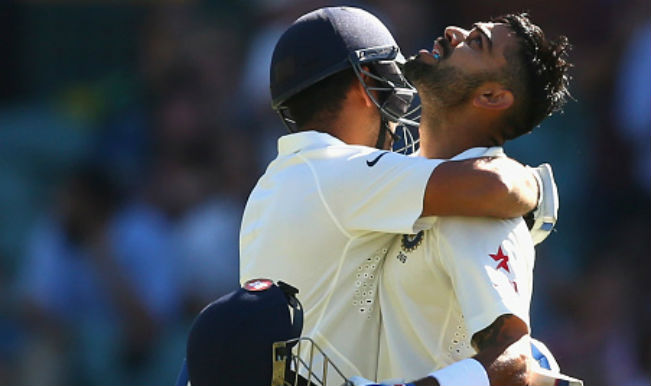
xmin=468 ymin=34 xmax=482 ymax=48
xmin=470 ymin=23 xmax=492 ymax=52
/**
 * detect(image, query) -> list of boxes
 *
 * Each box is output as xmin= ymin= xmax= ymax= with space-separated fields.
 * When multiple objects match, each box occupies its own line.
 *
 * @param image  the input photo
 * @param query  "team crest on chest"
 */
xmin=401 ymin=230 xmax=424 ymax=252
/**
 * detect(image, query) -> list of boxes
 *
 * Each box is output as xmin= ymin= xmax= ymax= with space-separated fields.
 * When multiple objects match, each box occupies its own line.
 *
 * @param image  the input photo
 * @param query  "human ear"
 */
xmin=356 ymin=66 xmax=375 ymax=108
xmin=472 ymin=82 xmax=514 ymax=111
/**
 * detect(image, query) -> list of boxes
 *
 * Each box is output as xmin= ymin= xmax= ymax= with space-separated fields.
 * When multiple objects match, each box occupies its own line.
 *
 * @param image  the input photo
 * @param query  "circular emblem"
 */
xmin=401 ymin=230 xmax=424 ymax=252
xmin=243 ymin=278 xmax=274 ymax=292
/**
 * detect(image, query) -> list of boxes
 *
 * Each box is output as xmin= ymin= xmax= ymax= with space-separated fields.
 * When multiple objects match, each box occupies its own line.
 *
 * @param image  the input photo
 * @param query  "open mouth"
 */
xmin=433 ymin=37 xmax=449 ymax=59
xmin=418 ymin=37 xmax=447 ymax=61
xmin=432 ymin=42 xmax=442 ymax=58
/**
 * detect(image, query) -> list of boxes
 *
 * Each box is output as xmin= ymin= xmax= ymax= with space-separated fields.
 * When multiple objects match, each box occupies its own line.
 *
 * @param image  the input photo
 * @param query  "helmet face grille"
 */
xmin=368 ymin=60 xmax=415 ymax=119
xmin=350 ymin=52 xmax=422 ymax=154
xmin=393 ymin=124 xmax=421 ymax=155
xmin=272 ymin=337 xmax=352 ymax=386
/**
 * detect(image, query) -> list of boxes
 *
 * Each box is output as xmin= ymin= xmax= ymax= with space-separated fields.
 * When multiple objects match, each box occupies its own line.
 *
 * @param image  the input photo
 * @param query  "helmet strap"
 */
xmin=374 ymin=117 xmax=399 ymax=150
xmin=277 ymin=108 xmax=298 ymax=133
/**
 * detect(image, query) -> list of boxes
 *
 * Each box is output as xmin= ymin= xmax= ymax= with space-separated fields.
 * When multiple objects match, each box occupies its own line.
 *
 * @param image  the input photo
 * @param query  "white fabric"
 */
xmin=377 ymin=147 xmax=535 ymax=381
xmin=240 ymin=131 xmax=441 ymax=382
xmin=428 ymin=358 xmax=489 ymax=386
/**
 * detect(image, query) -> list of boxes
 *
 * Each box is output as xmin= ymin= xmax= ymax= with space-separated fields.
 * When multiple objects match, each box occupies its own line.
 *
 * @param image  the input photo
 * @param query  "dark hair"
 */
xmin=494 ymin=13 xmax=572 ymax=139
xmin=284 ymin=69 xmax=358 ymax=129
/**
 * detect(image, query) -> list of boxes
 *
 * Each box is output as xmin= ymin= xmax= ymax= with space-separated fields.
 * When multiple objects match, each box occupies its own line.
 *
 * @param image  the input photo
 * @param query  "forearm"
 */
xmin=408 ymin=344 xmax=530 ymax=386
xmin=422 ymin=157 xmax=538 ymax=218
xmin=474 ymin=334 xmax=532 ymax=386
xmin=408 ymin=315 xmax=531 ymax=386
xmin=471 ymin=314 xmax=532 ymax=386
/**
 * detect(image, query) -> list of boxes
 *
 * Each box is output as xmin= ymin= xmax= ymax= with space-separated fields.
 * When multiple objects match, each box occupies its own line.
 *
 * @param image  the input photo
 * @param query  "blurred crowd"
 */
xmin=0 ymin=1 xmax=648 ymax=385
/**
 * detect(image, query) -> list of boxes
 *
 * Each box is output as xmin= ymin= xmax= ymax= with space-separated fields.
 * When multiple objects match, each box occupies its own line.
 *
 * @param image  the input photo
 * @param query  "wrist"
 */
xmin=427 ymin=358 xmax=489 ymax=386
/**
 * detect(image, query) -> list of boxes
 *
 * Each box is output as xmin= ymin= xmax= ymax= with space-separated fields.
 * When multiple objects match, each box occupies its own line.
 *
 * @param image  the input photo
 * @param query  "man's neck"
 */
xmin=419 ymin=105 xmax=502 ymax=159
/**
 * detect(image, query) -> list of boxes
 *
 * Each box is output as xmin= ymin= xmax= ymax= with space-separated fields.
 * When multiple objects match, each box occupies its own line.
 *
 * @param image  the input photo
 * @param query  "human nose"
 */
xmin=444 ymin=26 xmax=468 ymax=48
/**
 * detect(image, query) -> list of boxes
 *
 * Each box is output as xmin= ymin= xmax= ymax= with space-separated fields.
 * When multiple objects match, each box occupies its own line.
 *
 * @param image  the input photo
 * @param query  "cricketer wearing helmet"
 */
xmin=239 ymin=7 xmax=555 ymax=384
xmin=372 ymin=13 xmax=578 ymax=386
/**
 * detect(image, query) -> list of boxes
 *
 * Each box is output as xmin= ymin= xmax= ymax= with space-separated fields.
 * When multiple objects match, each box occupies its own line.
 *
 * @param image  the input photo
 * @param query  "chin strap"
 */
xmin=374 ymin=118 xmax=399 ymax=150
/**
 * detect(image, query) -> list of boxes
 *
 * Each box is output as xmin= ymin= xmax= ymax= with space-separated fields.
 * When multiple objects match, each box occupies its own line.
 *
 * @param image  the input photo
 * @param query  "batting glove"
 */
xmin=529 ymin=338 xmax=584 ymax=385
xmin=531 ymin=337 xmax=560 ymax=372
xmin=526 ymin=163 xmax=559 ymax=245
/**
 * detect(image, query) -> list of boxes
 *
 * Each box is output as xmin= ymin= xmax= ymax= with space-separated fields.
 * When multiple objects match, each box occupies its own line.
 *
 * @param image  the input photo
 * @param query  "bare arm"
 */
xmin=410 ymin=314 xmax=531 ymax=386
xmin=471 ymin=314 xmax=531 ymax=386
xmin=422 ymin=157 xmax=538 ymax=218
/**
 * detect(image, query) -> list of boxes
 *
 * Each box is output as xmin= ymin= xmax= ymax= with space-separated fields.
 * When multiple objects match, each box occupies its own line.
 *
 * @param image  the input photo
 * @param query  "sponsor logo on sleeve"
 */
xmin=489 ymin=246 xmax=510 ymax=272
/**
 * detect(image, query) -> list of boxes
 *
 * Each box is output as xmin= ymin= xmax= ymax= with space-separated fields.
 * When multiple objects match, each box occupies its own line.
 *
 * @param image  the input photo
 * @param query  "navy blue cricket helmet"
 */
xmin=270 ymin=7 xmax=420 ymax=152
xmin=186 ymin=279 xmax=303 ymax=386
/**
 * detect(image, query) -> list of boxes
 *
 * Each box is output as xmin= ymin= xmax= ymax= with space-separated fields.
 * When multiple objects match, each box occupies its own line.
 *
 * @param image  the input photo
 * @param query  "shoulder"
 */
xmin=304 ymin=143 xmax=436 ymax=168
xmin=438 ymin=216 xmax=527 ymax=239
xmin=435 ymin=216 xmax=533 ymax=262
xmin=302 ymin=146 xmax=439 ymax=192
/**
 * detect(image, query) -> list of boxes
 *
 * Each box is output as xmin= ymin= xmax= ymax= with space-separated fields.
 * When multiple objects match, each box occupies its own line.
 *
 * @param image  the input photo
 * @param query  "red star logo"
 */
xmin=489 ymin=246 xmax=510 ymax=273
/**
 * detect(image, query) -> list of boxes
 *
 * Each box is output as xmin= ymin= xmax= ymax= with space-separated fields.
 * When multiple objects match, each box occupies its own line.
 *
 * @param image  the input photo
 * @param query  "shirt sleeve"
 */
xmin=311 ymin=147 xmax=442 ymax=234
xmin=435 ymin=216 xmax=535 ymax=336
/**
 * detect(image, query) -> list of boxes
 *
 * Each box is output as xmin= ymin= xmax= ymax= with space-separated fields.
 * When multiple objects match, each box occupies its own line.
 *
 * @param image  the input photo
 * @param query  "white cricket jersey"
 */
xmin=240 ymin=131 xmax=441 ymax=382
xmin=377 ymin=147 xmax=535 ymax=381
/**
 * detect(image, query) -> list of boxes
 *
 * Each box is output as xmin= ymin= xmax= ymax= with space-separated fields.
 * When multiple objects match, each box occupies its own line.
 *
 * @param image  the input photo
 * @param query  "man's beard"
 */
xmin=404 ymin=56 xmax=490 ymax=109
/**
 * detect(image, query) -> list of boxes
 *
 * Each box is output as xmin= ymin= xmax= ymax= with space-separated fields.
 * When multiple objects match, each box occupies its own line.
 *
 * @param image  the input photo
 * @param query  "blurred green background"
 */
xmin=0 ymin=1 xmax=648 ymax=385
